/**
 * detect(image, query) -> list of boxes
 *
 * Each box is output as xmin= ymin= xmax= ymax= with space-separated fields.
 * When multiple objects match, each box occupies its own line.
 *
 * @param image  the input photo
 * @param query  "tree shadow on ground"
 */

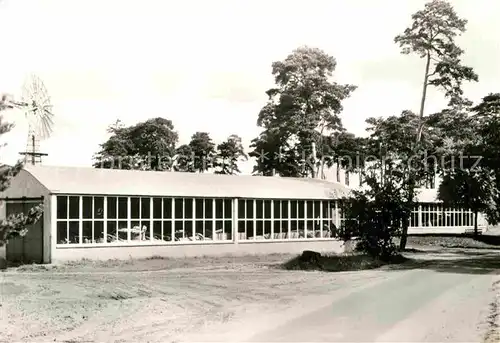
xmin=281 ymin=248 xmax=500 ymax=276
xmin=386 ymin=252 xmax=500 ymax=275
xmin=472 ymin=234 xmax=500 ymax=246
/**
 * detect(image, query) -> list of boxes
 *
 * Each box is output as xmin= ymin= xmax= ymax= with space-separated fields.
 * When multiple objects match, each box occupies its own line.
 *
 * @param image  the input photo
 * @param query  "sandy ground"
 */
xmin=1 ymin=250 xmax=499 ymax=343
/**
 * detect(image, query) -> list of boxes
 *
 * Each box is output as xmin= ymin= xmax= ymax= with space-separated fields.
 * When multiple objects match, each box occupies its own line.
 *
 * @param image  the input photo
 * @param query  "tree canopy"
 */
xmin=93 ymin=117 xmax=179 ymax=171
xmin=214 ymin=134 xmax=248 ymax=175
xmin=95 ymin=122 xmax=248 ymax=175
xmin=251 ymin=46 xmax=357 ymax=177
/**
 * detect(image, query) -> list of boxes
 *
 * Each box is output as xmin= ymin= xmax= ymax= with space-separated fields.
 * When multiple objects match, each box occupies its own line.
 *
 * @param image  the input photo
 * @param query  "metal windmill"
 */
xmin=14 ymin=74 xmax=54 ymax=165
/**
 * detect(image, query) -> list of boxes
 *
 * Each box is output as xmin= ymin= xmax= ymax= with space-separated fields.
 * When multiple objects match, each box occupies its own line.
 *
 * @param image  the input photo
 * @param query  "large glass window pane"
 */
xmin=107 ymin=221 xmax=117 ymax=242
xmin=82 ymin=221 xmax=92 ymax=243
xmin=57 ymin=221 xmax=68 ymax=244
xmin=246 ymin=221 xmax=254 ymax=239
xmin=264 ymin=221 xmax=271 ymax=236
xmin=290 ymin=200 xmax=298 ymax=218
xmin=264 ymin=200 xmax=271 ymax=219
xmin=215 ymin=220 xmax=224 ymax=239
xmin=273 ymin=220 xmax=281 ymax=236
xmin=94 ymin=221 xmax=104 ymax=243
xmin=107 ymin=197 xmax=117 ymax=219
xmin=174 ymin=221 xmax=184 ymax=240
xmin=118 ymin=197 xmax=128 ymax=218
xmin=314 ymin=201 xmax=321 ymax=218
xmin=256 ymin=221 xmax=263 ymax=236
xmin=163 ymin=221 xmax=172 ymax=241
xmin=141 ymin=197 xmax=150 ymax=219
xmin=185 ymin=221 xmax=193 ymax=237
xmin=195 ymin=199 xmax=204 ymax=219
xmin=130 ymin=197 xmax=140 ymax=218
xmin=282 ymin=221 xmax=289 ymax=236
xmin=322 ymin=201 xmax=329 ymax=219
xmin=273 ymin=200 xmax=281 ymax=219
xmin=195 ymin=220 xmax=204 ymax=237
xmin=298 ymin=219 xmax=305 ymax=232
xmin=184 ymin=199 xmax=193 ymax=219
xmin=298 ymin=201 xmax=305 ymax=218
xmin=238 ymin=200 xmax=245 ymax=219
xmin=246 ymin=200 xmax=254 ymax=218
xmin=163 ymin=198 xmax=172 ymax=219
xmin=256 ymin=200 xmax=263 ymax=219
xmin=56 ymin=196 xmax=68 ymax=219
xmin=281 ymin=200 xmax=289 ymax=218
xmin=224 ymin=220 xmax=232 ymax=240
xmin=68 ymin=196 xmax=80 ymax=219
xmin=153 ymin=198 xmax=162 ymax=219
xmin=82 ymin=196 xmax=92 ymax=219
xmin=238 ymin=221 xmax=246 ymax=239
xmin=94 ymin=197 xmax=104 ymax=219
xmin=205 ymin=199 xmax=213 ymax=219
xmin=153 ymin=221 xmax=162 ymax=240
xmin=224 ymin=199 xmax=232 ymax=219
xmin=68 ymin=221 xmax=79 ymax=243
xmin=215 ymin=199 xmax=224 ymax=219
xmin=205 ymin=221 xmax=213 ymax=239
xmin=174 ymin=199 xmax=183 ymax=219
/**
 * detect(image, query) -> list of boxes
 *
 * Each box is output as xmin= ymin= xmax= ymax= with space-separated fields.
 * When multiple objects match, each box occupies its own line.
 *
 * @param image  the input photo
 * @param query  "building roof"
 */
xmin=23 ymin=165 xmax=352 ymax=200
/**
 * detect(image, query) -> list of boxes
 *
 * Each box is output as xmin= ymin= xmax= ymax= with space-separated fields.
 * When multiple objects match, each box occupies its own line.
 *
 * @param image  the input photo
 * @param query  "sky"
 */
xmin=0 ymin=0 xmax=499 ymax=174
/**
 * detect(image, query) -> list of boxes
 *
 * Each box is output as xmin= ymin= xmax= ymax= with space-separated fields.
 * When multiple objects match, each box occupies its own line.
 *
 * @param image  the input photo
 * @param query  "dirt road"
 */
xmin=181 ymin=249 xmax=500 ymax=342
xmin=1 ymin=250 xmax=499 ymax=342
xmin=244 ymin=270 xmax=498 ymax=342
xmin=0 ymin=255 xmax=393 ymax=342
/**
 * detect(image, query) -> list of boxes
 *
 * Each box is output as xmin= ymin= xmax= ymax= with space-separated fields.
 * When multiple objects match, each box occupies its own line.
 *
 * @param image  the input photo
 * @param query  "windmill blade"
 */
xmin=21 ymin=74 xmax=54 ymax=141
xmin=29 ymin=110 xmax=53 ymax=140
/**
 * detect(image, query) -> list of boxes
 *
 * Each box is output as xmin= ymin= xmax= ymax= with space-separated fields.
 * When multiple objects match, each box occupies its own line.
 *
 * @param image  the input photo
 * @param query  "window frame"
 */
xmin=55 ymin=195 xmax=234 ymax=247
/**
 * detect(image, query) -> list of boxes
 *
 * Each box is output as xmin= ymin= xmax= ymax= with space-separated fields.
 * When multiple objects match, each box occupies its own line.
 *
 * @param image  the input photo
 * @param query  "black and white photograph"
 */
xmin=0 ymin=0 xmax=499 ymax=342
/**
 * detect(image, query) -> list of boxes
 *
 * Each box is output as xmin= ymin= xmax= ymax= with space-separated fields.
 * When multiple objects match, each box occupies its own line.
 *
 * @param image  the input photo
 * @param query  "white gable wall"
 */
xmin=0 ymin=169 xmax=52 ymax=263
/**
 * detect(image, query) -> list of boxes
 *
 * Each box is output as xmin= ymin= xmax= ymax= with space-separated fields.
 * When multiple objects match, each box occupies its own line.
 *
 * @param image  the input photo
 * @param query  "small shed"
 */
xmin=0 ymin=165 xmax=351 ymax=263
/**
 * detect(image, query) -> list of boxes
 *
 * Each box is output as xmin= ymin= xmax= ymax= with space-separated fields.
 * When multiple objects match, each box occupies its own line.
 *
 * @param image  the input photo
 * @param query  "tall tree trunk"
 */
xmin=311 ymin=142 xmax=317 ymax=179
xmin=336 ymin=161 xmax=340 ymax=182
xmin=417 ymin=52 xmax=431 ymax=140
xmin=400 ymin=52 xmax=431 ymax=251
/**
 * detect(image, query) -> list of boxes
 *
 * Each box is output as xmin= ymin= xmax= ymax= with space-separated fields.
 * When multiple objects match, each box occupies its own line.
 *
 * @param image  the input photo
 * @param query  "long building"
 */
xmin=0 ymin=164 xmax=487 ymax=265
xmin=0 ymin=165 xmax=351 ymax=264
xmin=320 ymin=165 xmax=488 ymax=234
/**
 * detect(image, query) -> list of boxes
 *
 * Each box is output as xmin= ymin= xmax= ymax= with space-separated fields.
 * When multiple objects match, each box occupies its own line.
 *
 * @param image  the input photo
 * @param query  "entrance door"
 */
xmin=5 ymin=200 xmax=44 ymax=264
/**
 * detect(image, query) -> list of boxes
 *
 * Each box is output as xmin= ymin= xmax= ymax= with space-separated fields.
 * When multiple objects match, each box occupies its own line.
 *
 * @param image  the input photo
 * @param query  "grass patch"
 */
xmin=16 ymin=264 xmax=55 ymax=272
xmin=281 ymin=252 xmax=409 ymax=272
xmin=406 ymin=234 xmax=500 ymax=250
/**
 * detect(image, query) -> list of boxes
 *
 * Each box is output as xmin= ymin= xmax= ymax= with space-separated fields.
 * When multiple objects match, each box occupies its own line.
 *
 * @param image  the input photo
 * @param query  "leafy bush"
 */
xmin=0 ymin=204 xmax=43 ymax=246
xmin=335 ymin=173 xmax=413 ymax=261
